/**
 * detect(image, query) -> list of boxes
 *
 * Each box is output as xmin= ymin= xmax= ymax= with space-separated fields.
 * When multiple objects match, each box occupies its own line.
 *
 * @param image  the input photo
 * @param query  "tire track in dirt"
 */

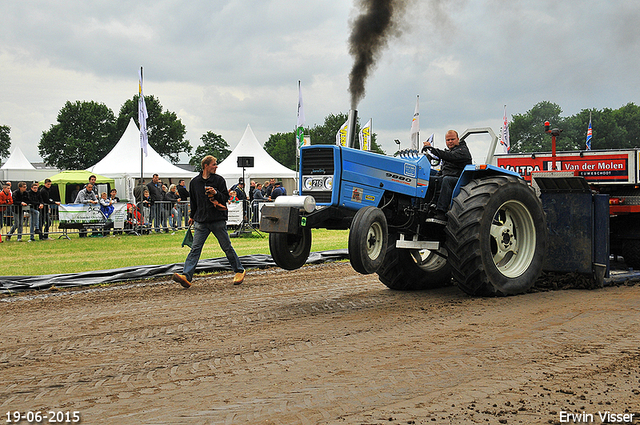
xmin=1 ymin=262 xmax=639 ymax=424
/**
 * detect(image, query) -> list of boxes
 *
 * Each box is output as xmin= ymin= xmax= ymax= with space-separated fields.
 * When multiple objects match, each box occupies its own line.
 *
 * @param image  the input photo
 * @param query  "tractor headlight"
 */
xmin=324 ymin=177 xmax=333 ymax=190
xmin=303 ymin=177 xmax=313 ymax=190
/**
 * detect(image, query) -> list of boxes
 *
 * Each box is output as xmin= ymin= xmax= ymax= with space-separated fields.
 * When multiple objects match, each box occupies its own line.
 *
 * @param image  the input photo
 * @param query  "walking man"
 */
xmin=173 ymin=155 xmax=246 ymax=288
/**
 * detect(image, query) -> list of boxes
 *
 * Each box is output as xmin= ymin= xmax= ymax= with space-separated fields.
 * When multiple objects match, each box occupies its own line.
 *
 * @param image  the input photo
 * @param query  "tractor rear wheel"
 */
xmin=377 ymin=234 xmax=452 ymax=290
xmin=445 ymin=176 xmax=546 ymax=296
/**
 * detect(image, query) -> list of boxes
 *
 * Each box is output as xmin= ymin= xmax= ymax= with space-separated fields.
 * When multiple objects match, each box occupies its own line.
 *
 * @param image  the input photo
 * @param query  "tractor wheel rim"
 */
xmin=489 ymin=199 xmax=536 ymax=278
xmin=366 ymin=222 xmax=384 ymax=260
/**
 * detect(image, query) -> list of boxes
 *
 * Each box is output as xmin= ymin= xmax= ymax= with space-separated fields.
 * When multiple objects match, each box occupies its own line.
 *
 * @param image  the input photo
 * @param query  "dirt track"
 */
xmin=1 ymin=262 xmax=639 ymax=425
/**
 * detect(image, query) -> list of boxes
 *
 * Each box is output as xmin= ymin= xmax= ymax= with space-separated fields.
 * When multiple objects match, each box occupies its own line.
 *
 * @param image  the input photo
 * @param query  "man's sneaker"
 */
xmin=172 ymin=273 xmax=191 ymax=288
xmin=233 ymin=270 xmax=246 ymax=285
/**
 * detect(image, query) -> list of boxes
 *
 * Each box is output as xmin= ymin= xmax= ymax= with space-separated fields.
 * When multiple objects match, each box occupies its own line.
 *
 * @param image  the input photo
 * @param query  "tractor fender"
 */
xmin=451 ymin=164 xmax=523 ymax=208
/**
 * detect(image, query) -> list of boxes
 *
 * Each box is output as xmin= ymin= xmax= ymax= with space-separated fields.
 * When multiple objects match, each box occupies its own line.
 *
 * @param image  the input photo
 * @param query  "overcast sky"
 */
xmin=1 ymin=0 xmax=639 ymax=166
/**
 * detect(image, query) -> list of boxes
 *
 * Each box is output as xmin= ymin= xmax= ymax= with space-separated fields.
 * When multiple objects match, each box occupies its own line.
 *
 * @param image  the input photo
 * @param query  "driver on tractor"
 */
xmin=422 ymin=130 xmax=473 ymax=223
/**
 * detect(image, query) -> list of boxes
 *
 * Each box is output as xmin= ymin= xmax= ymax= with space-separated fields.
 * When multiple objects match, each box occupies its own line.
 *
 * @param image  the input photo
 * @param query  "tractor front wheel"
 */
xmin=269 ymin=227 xmax=312 ymax=270
xmin=348 ymin=206 xmax=388 ymax=274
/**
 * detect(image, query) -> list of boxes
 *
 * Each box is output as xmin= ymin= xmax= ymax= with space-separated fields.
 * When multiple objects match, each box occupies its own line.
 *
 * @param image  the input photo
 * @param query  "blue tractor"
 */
xmin=260 ymin=126 xmax=549 ymax=297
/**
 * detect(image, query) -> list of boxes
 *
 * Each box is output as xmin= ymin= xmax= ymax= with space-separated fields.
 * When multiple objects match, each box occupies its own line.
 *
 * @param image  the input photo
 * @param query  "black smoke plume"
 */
xmin=348 ymin=0 xmax=406 ymax=108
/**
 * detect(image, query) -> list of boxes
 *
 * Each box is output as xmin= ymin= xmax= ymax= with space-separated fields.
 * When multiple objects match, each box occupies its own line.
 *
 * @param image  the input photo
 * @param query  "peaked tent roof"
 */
xmin=216 ymin=124 xmax=296 ymax=185
xmin=1 ymin=146 xmax=36 ymax=170
xmin=87 ymin=118 xmax=196 ymax=179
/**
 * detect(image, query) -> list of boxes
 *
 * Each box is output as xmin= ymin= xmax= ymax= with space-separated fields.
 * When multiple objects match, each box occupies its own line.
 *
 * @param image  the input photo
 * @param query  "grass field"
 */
xmin=2 ymin=229 xmax=349 ymax=276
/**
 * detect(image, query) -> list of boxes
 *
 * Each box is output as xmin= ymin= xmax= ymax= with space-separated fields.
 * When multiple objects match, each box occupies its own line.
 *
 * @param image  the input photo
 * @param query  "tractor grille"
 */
xmin=301 ymin=148 xmax=335 ymax=175
xmin=306 ymin=191 xmax=333 ymax=203
xmin=301 ymin=147 xmax=334 ymax=203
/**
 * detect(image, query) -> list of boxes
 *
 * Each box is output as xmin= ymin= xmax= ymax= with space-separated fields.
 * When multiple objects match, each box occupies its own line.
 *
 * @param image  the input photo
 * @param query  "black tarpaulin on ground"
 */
xmin=0 ymin=249 xmax=349 ymax=293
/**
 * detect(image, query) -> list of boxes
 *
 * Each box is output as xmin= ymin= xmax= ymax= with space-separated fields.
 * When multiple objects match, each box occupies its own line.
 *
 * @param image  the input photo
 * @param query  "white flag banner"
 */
xmin=296 ymin=81 xmax=305 ymax=150
xmin=410 ymin=95 xmax=419 ymax=151
xmin=138 ymin=68 xmax=149 ymax=157
xmin=336 ymin=120 xmax=348 ymax=147
xmin=359 ymin=118 xmax=372 ymax=151
xmin=500 ymin=105 xmax=510 ymax=153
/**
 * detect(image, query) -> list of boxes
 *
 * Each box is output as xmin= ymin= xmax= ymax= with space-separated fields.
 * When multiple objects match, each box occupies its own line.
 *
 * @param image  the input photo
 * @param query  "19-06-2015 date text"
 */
xmin=5 ymin=411 xmax=80 ymax=423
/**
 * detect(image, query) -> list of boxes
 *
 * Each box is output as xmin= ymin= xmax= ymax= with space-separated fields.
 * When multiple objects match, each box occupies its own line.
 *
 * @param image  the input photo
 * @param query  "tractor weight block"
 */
xmin=259 ymin=205 xmax=301 ymax=234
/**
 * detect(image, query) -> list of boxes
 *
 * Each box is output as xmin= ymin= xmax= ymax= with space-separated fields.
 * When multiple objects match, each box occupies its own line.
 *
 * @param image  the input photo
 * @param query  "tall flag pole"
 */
xmin=138 ymin=67 xmax=149 ymax=185
xmin=359 ymin=118 xmax=372 ymax=151
xmin=410 ymin=95 xmax=419 ymax=151
xmin=296 ymin=81 xmax=305 ymax=154
xmin=586 ymin=112 xmax=592 ymax=150
xmin=138 ymin=67 xmax=149 ymax=157
xmin=500 ymin=105 xmax=510 ymax=153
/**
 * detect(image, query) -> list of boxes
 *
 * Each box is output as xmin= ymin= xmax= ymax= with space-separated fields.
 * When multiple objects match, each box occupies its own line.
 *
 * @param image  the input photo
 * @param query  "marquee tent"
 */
xmin=216 ymin=124 xmax=297 ymax=193
xmin=88 ymin=118 xmax=196 ymax=180
xmin=87 ymin=118 xmax=196 ymax=200
xmin=41 ymin=170 xmax=115 ymax=204
xmin=1 ymin=147 xmax=35 ymax=170
xmin=0 ymin=147 xmax=58 ymax=183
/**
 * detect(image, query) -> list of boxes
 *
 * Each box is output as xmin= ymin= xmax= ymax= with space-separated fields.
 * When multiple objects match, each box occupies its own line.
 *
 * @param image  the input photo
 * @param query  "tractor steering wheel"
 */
xmin=425 ymin=150 xmax=441 ymax=167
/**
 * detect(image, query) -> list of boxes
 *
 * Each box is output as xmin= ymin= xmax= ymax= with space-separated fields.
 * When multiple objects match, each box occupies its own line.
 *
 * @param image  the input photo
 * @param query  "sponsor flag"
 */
xmin=359 ymin=118 xmax=372 ymax=151
xmin=296 ymin=81 xmax=305 ymax=151
xmin=586 ymin=115 xmax=592 ymax=150
xmin=410 ymin=95 xmax=419 ymax=151
xmin=500 ymin=105 xmax=510 ymax=153
xmin=425 ymin=133 xmax=434 ymax=145
xmin=138 ymin=67 xmax=149 ymax=157
xmin=336 ymin=120 xmax=348 ymax=147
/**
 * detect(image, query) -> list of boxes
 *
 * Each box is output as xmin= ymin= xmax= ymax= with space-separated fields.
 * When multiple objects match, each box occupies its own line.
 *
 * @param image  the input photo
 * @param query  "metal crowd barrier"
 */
xmin=0 ymin=199 xmax=272 ymax=240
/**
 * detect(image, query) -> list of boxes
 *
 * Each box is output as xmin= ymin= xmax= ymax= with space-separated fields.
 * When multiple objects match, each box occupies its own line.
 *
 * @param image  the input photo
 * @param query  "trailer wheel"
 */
xmin=269 ymin=227 xmax=312 ymax=270
xmin=348 ymin=207 xmax=388 ymax=274
xmin=377 ymin=234 xmax=452 ymax=290
xmin=446 ymin=176 xmax=547 ymax=296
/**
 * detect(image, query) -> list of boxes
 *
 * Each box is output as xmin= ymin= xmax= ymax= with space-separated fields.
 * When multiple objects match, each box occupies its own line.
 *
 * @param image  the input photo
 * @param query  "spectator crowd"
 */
xmin=1 ymin=174 xmax=289 ymax=241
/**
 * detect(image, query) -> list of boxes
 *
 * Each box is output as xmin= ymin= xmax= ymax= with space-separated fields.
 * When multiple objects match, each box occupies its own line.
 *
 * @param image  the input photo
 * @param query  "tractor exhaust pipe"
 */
xmin=346 ymin=109 xmax=358 ymax=148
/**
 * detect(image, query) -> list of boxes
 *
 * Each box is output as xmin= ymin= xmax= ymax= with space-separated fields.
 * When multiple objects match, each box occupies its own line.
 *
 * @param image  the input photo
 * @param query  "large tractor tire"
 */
xmin=445 ymin=176 xmax=547 ymax=296
xmin=269 ymin=227 xmax=312 ymax=270
xmin=348 ymin=206 xmax=388 ymax=274
xmin=377 ymin=234 xmax=452 ymax=290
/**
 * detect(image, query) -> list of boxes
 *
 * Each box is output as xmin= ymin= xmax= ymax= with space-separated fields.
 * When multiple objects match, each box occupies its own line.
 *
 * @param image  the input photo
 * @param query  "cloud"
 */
xmin=0 ymin=0 xmax=639 ymax=164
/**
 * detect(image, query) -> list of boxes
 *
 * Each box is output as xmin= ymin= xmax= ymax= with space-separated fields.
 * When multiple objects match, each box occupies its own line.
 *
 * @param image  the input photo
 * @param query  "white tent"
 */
xmin=217 ymin=124 xmax=297 ymax=193
xmin=1 ymin=147 xmax=35 ymax=170
xmin=88 ymin=118 xmax=196 ymax=180
xmin=87 ymin=118 xmax=196 ymax=200
xmin=0 ymin=146 xmax=57 ymax=182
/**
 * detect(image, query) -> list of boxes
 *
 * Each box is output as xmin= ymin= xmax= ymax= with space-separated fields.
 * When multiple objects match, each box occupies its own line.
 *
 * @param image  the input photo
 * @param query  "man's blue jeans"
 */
xmin=29 ymin=208 xmax=40 ymax=240
xmin=182 ymin=220 xmax=244 ymax=281
xmin=9 ymin=207 xmax=24 ymax=240
xmin=436 ymin=175 xmax=459 ymax=213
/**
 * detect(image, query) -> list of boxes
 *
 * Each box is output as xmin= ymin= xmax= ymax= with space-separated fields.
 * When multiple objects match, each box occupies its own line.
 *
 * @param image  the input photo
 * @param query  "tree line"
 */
xmin=509 ymin=101 xmax=640 ymax=153
xmin=37 ymin=96 xmax=191 ymax=170
xmin=2 ymin=100 xmax=640 ymax=171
